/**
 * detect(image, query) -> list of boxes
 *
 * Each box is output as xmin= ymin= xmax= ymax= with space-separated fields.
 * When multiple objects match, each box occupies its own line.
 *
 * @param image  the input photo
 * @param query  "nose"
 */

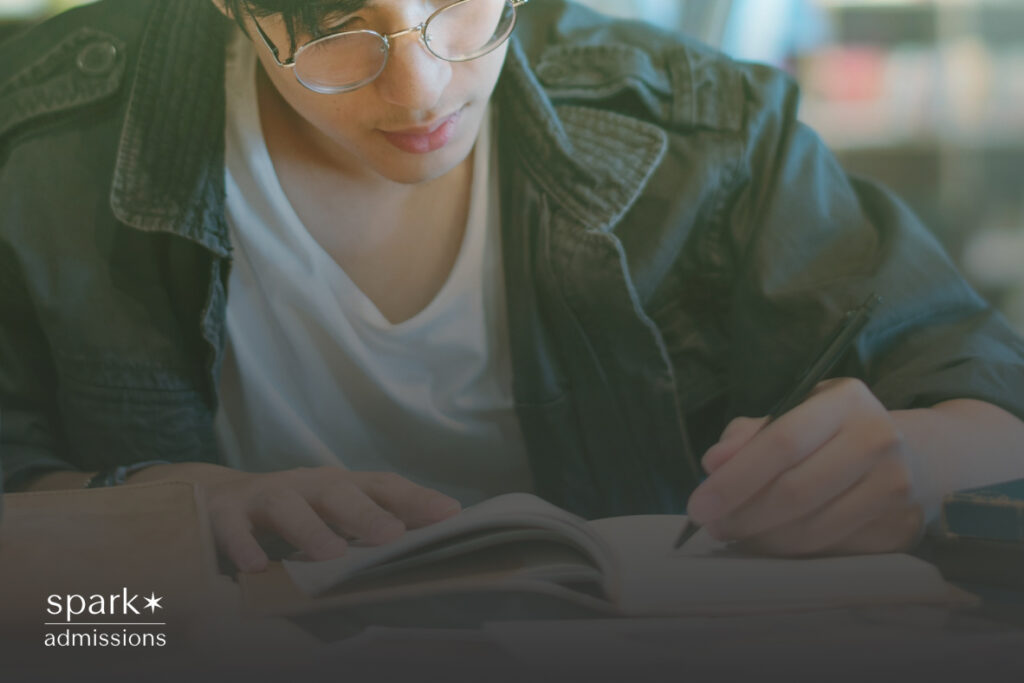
xmin=374 ymin=28 xmax=452 ymax=111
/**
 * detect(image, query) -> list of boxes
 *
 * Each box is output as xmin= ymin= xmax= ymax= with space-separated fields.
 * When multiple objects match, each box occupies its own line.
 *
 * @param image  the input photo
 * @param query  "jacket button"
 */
xmin=76 ymin=41 xmax=119 ymax=76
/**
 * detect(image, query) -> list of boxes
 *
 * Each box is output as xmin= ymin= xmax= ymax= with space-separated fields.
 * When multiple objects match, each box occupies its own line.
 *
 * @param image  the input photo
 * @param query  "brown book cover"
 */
xmin=0 ymin=481 xmax=218 ymax=645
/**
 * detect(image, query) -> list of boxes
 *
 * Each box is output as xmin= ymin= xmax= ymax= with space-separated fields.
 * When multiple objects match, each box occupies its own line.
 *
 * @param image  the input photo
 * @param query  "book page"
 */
xmin=284 ymin=493 xmax=617 ymax=596
xmin=587 ymin=515 xmax=963 ymax=615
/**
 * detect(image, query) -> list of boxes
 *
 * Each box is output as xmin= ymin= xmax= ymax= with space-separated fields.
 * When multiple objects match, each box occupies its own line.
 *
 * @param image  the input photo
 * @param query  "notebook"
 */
xmin=241 ymin=492 xmax=974 ymax=628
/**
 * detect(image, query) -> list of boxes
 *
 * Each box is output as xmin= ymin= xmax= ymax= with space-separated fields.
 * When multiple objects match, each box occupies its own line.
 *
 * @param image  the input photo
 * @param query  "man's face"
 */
xmin=224 ymin=1 xmax=509 ymax=185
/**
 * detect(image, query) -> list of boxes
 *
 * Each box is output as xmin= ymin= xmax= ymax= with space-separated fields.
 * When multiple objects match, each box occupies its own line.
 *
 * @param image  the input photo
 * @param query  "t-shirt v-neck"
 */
xmin=214 ymin=28 xmax=533 ymax=505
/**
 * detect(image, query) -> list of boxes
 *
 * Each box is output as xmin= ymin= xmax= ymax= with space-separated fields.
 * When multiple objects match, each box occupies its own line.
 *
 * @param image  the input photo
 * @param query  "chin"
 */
xmin=375 ymin=141 xmax=475 ymax=186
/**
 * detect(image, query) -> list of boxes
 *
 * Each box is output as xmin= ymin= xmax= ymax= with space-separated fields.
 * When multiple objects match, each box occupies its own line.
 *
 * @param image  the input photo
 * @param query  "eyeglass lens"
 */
xmin=293 ymin=0 xmax=516 ymax=94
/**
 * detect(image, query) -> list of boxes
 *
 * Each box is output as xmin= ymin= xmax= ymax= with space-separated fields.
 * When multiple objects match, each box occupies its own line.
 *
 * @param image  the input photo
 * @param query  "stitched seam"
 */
xmin=550 ymin=105 xmax=667 ymax=232
xmin=0 ymin=30 xmax=125 ymax=141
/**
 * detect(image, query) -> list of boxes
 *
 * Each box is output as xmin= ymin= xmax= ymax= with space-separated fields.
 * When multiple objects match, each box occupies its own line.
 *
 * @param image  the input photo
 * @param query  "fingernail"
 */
xmin=687 ymin=490 xmax=724 ymax=524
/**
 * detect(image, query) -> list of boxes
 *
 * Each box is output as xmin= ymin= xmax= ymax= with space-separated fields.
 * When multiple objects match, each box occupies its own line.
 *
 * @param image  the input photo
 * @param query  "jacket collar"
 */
xmin=108 ymin=0 xmax=668 ymax=252
xmin=109 ymin=0 xmax=232 ymax=257
xmin=496 ymin=39 xmax=668 ymax=233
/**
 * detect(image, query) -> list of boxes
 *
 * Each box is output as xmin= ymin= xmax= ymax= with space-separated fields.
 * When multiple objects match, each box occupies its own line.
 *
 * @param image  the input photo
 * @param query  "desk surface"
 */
xmin=2 ymin=486 xmax=1023 ymax=683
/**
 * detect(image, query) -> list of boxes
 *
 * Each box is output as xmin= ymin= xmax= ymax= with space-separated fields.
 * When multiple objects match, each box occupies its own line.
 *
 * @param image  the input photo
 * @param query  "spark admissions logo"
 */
xmin=44 ymin=588 xmax=167 ymax=648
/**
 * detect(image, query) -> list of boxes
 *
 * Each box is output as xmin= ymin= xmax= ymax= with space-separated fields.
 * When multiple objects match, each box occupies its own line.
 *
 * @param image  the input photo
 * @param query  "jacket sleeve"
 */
xmin=720 ymin=63 xmax=1024 ymax=422
xmin=0 ymin=243 xmax=78 ymax=492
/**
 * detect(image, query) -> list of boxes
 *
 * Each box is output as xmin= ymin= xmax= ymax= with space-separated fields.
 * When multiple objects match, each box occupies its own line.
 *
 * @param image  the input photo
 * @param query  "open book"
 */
xmin=240 ymin=493 xmax=973 ymax=625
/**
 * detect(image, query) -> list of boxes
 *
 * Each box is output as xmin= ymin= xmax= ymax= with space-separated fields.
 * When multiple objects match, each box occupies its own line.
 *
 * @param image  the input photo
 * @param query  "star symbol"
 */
xmin=143 ymin=593 xmax=163 ymax=613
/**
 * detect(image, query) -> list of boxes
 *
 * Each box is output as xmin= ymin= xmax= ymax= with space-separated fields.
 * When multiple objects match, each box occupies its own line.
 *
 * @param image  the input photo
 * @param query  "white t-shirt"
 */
xmin=215 ymin=29 xmax=533 ymax=505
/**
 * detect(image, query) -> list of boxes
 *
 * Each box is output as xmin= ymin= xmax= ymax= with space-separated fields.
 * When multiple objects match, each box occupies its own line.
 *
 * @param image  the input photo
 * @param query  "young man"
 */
xmin=2 ymin=0 xmax=1023 ymax=575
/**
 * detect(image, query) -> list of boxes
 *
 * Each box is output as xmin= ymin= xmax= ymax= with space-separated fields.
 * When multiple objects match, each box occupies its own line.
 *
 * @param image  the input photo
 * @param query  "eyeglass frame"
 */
xmin=246 ymin=0 xmax=530 ymax=94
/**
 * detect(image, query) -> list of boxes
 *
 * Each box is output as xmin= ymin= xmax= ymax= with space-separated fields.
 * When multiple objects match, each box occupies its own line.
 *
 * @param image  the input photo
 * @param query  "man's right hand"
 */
xmin=32 ymin=463 xmax=462 ymax=573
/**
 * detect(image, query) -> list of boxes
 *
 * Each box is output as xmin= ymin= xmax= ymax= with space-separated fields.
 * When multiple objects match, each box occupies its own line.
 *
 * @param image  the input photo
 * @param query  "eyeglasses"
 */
xmin=248 ymin=0 xmax=529 ymax=95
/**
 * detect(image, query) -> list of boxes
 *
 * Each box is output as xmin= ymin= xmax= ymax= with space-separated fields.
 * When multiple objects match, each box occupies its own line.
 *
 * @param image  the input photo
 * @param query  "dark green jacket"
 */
xmin=2 ymin=0 xmax=1023 ymax=517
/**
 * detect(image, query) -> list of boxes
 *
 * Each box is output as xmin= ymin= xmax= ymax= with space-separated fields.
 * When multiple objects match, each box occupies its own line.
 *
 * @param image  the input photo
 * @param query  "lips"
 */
xmin=380 ymin=109 xmax=463 ymax=154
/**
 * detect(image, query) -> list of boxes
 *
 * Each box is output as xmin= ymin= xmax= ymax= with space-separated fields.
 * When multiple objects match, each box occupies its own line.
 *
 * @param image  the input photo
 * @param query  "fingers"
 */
xmin=700 ymin=379 xmax=851 ymax=476
xmin=709 ymin=417 xmax=900 ymax=539
xmin=688 ymin=387 xmax=848 ymax=525
xmin=204 ymin=468 xmax=462 ymax=574
xmin=354 ymin=471 xmax=462 ymax=528
xmin=211 ymin=506 xmax=270 ymax=574
xmin=689 ymin=379 xmax=888 ymax=528
xmin=311 ymin=481 xmax=407 ymax=544
xmin=733 ymin=454 xmax=918 ymax=556
xmin=250 ymin=488 xmax=350 ymax=560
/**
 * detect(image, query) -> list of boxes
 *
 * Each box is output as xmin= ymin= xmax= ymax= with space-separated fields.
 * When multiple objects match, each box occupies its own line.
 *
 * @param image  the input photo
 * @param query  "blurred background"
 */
xmin=3 ymin=0 xmax=1024 ymax=331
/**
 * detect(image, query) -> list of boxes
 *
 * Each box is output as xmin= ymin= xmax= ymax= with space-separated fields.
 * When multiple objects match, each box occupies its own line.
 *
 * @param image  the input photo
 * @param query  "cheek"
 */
xmin=439 ymin=43 xmax=507 ymax=104
xmin=271 ymin=77 xmax=369 ymax=140
xmin=466 ymin=45 xmax=508 ymax=94
xmin=304 ymin=99 xmax=366 ymax=137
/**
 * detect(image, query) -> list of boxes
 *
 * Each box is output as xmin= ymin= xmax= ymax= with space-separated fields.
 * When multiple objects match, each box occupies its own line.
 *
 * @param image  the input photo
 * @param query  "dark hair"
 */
xmin=222 ymin=1 xmax=366 ymax=52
